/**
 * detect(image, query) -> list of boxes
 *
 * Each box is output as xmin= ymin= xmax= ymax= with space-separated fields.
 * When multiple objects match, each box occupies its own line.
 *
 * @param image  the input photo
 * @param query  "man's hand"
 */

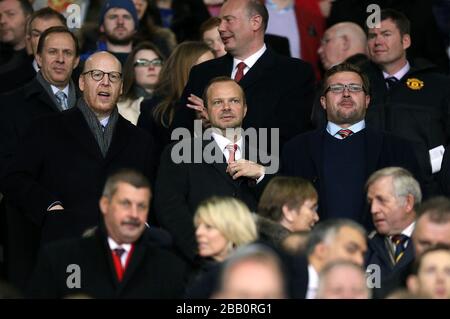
xmin=48 ymin=204 xmax=64 ymax=211
xmin=226 ymin=159 xmax=265 ymax=180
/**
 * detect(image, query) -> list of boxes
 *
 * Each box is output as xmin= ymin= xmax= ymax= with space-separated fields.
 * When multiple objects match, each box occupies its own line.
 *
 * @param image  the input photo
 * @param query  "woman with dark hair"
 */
xmin=118 ymin=42 xmax=164 ymax=125
xmin=137 ymin=41 xmax=214 ymax=161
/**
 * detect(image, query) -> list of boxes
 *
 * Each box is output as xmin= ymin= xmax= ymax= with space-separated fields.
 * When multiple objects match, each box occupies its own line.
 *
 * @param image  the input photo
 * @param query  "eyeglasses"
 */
xmin=325 ymin=83 xmax=365 ymax=94
xmin=82 ymin=70 xmax=122 ymax=83
xmin=133 ymin=58 xmax=163 ymax=67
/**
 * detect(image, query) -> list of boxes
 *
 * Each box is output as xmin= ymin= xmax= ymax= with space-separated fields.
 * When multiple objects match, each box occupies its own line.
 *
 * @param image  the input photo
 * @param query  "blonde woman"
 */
xmin=186 ymin=196 xmax=258 ymax=298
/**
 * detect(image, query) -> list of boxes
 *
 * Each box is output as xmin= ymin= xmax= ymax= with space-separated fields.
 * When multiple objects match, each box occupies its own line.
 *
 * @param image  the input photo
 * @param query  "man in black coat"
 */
xmin=0 ymin=26 xmax=80 ymax=291
xmin=440 ymin=146 xmax=450 ymax=196
xmin=281 ymin=63 xmax=422 ymax=228
xmin=170 ymin=0 xmax=315 ymax=150
xmin=365 ymin=9 xmax=450 ymax=197
xmin=0 ymin=51 xmax=155 ymax=291
xmin=28 ymin=169 xmax=189 ymax=298
xmin=154 ymin=77 xmax=273 ymax=263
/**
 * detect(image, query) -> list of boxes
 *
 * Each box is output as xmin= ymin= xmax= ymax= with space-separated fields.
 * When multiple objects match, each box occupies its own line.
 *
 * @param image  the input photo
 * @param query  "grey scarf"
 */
xmin=36 ymin=71 xmax=77 ymax=111
xmin=77 ymin=98 xmax=119 ymax=157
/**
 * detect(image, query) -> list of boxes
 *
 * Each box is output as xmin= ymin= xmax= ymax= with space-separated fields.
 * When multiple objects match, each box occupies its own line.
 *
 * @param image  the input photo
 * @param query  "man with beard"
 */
xmin=80 ymin=0 xmax=138 ymax=65
xmin=28 ymin=169 xmax=189 ymax=298
xmin=281 ymin=63 xmax=422 ymax=229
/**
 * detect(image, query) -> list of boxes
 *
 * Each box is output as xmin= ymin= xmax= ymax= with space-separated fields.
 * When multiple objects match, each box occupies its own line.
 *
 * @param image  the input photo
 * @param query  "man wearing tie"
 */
xmin=170 ymin=0 xmax=315 ymax=150
xmin=28 ymin=169 xmax=189 ymax=298
xmin=365 ymin=167 xmax=422 ymax=287
xmin=154 ymin=76 xmax=269 ymax=263
xmin=281 ymin=63 xmax=422 ymax=228
xmin=365 ymin=9 xmax=450 ymax=197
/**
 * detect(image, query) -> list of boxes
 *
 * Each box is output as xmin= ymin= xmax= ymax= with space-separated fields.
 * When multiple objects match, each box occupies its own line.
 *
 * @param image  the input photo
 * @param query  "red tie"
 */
xmin=337 ymin=129 xmax=354 ymax=139
xmin=234 ymin=62 xmax=246 ymax=82
xmin=226 ymin=144 xmax=237 ymax=163
xmin=112 ymin=248 xmax=125 ymax=281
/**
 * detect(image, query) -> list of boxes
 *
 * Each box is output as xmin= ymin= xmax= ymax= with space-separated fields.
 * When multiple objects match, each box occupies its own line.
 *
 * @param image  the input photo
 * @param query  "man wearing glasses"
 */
xmin=281 ymin=63 xmax=422 ymax=229
xmin=0 ymin=51 xmax=155 ymax=290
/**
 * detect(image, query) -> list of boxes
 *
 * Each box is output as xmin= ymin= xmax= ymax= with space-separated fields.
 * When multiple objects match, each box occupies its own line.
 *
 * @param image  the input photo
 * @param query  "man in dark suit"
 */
xmin=154 ymin=76 xmax=272 ymax=263
xmin=28 ymin=169 xmax=189 ymax=298
xmin=281 ymin=63 xmax=422 ymax=227
xmin=365 ymin=9 xmax=450 ymax=197
xmin=0 ymin=51 xmax=155 ymax=291
xmin=170 ymin=0 xmax=315 ymax=150
xmin=0 ymin=26 xmax=80 ymax=291
xmin=365 ymin=167 xmax=421 ymax=291
xmin=439 ymin=146 xmax=449 ymax=196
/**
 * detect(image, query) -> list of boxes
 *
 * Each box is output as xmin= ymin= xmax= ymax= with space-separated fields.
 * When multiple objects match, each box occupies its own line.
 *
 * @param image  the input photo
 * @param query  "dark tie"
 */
xmin=391 ymin=234 xmax=409 ymax=264
xmin=226 ymin=143 xmax=237 ymax=163
xmin=337 ymin=129 xmax=354 ymax=139
xmin=234 ymin=62 xmax=246 ymax=82
xmin=385 ymin=76 xmax=398 ymax=90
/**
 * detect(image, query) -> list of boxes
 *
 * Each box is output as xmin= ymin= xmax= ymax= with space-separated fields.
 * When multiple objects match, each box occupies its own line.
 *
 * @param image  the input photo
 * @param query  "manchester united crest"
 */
xmin=406 ymin=78 xmax=424 ymax=90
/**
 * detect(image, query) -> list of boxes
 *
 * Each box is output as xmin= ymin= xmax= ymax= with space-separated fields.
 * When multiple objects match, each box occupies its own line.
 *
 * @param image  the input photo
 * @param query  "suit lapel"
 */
xmin=369 ymin=234 xmax=394 ymax=269
xmin=117 ymin=239 xmax=146 ymax=294
xmin=104 ymin=116 xmax=131 ymax=164
xmin=238 ymin=49 xmax=276 ymax=89
xmin=62 ymin=107 xmax=104 ymax=161
xmin=27 ymin=79 xmax=60 ymax=113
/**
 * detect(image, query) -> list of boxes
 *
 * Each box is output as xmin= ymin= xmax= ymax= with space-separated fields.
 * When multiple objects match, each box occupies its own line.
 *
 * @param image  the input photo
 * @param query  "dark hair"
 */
xmin=27 ymin=7 xmax=66 ymax=36
xmin=417 ymin=196 xmax=450 ymax=224
xmin=321 ymin=62 xmax=370 ymax=96
xmin=380 ymin=9 xmax=410 ymax=37
xmin=202 ymin=76 xmax=246 ymax=109
xmin=36 ymin=26 xmax=80 ymax=57
xmin=258 ymin=176 xmax=317 ymax=222
xmin=102 ymin=169 xmax=150 ymax=199
xmin=246 ymin=0 xmax=269 ymax=31
xmin=410 ymin=244 xmax=450 ymax=275
xmin=305 ymin=219 xmax=366 ymax=257
xmin=121 ymin=41 xmax=165 ymax=100
xmin=200 ymin=17 xmax=221 ymax=36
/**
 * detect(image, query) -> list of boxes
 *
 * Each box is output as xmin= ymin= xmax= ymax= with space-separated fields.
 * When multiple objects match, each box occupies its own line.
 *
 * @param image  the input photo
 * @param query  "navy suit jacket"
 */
xmin=281 ymin=126 xmax=423 ymax=227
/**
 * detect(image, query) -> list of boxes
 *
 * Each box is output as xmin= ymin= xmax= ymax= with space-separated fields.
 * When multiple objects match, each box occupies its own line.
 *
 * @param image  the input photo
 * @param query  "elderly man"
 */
xmin=282 ymin=63 xmax=422 ymax=228
xmin=0 ymin=51 xmax=155 ymax=291
xmin=171 ymin=0 xmax=315 ymax=150
xmin=28 ymin=169 xmax=188 ymax=298
xmin=155 ymin=76 xmax=269 ymax=263
xmin=290 ymin=218 xmax=368 ymax=299
xmin=365 ymin=167 xmax=422 ymax=287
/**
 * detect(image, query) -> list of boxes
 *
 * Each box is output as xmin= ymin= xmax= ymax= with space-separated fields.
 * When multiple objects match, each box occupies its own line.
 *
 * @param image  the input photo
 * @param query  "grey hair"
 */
xmin=306 ymin=219 xmax=367 ymax=257
xmin=366 ymin=167 xmax=422 ymax=205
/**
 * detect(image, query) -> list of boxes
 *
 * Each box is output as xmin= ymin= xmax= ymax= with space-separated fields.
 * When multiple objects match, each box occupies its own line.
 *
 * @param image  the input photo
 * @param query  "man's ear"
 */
xmin=79 ymin=73 xmax=85 ymax=92
xmin=320 ymin=95 xmax=327 ymax=110
xmin=402 ymin=33 xmax=411 ymax=50
xmin=406 ymin=275 xmax=419 ymax=294
xmin=100 ymin=25 xmax=105 ymax=33
xmin=36 ymin=53 xmax=43 ymax=68
xmin=99 ymin=196 xmax=109 ymax=216
xmin=342 ymin=35 xmax=350 ymax=51
xmin=250 ymin=14 xmax=263 ymax=31
xmin=404 ymin=193 xmax=415 ymax=213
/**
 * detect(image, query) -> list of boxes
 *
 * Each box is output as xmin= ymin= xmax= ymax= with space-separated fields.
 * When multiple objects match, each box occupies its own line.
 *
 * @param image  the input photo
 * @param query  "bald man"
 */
xmin=318 ymin=22 xmax=368 ymax=70
xmin=1 ymin=51 xmax=155 ymax=247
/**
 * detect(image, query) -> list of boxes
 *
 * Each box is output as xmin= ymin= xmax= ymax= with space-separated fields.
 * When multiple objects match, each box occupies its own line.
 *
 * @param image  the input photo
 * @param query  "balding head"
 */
xmin=79 ymin=51 xmax=123 ymax=119
xmin=318 ymin=22 xmax=368 ymax=70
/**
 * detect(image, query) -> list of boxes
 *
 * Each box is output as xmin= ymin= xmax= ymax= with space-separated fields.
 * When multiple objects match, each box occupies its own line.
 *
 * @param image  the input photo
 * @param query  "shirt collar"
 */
xmin=100 ymin=116 xmax=110 ymax=128
xmin=233 ymin=44 xmax=267 ymax=71
xmin=107 ymin=237 xmax=132 ymax=253
xmin=212 ymin=131 xmax=243 ymax=152
xmin=266 ymin=0 xmax=294 ymax=11
xmin=326 ymin=120 xmax=366 ymax=138
xmin=383 ymin=61 xmax=410 ymax=81
xmin=307 ymin=264 xmax=319 ymax=299
xmin=50 ymin=84 xmax=69 ymax=96
xmin=32 ymin=59 xmax=39 ymax=72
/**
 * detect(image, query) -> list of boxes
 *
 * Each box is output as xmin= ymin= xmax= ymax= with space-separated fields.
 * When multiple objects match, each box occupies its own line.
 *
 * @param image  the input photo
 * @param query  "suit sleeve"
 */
xmin=0 ymin=120 xmax=59 ymax=226
xmin=153 ymin=143 xmax=197 ymax=262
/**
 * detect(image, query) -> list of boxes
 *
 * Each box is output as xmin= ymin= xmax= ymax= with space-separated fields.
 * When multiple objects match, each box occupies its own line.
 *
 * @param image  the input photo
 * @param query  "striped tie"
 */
xmin=55 ymin=90 xmax=68 ymax=110
xmin=391 ymin=234 xmax=409 ymax=264
xmin=337 ymin=129 xmax=354 ymax=139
